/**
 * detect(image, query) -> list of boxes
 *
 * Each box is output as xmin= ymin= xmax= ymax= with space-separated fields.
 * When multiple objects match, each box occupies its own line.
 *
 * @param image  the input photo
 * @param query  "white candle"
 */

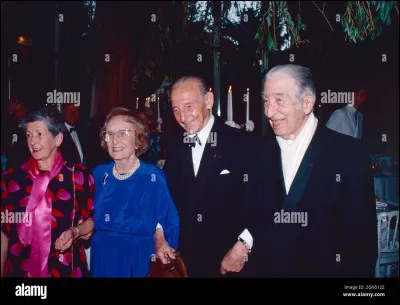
xmin=227 ymin=86 xmax=232 ymax=121
xmin=246 ymin=88 xmax=249 ymax=131
xmin=157 ymin=97 xmax=160 ymax=120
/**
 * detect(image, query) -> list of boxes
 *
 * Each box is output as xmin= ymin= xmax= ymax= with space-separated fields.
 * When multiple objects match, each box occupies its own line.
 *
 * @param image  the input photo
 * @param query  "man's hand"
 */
xmin=154 ymin=228 xmax=176 ymax=264
xmin=220 ymin=241 xmax=249 ymax=275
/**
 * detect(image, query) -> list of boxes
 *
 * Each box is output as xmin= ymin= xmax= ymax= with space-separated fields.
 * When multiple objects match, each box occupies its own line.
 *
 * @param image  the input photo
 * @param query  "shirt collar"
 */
xmin=64 ymin=122 xmax=75 ymax=132
xmin=346 ymin=104 xmax=356 ymax=112
xmin=276 ymin=112 xmax=316 ymax=147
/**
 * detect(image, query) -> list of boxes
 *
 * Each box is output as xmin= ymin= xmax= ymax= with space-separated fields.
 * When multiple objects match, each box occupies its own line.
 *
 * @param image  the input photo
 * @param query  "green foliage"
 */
xmin=342 ymin=1 xmax=398 ymax=43
xmin=255 ymin=1 xmax=309 ymax=53
xmin=254 ymin=1 xmax=398 ymax=52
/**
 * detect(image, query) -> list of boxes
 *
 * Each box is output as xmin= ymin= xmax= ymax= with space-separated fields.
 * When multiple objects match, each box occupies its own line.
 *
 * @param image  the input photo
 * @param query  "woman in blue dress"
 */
xmin=90 ymin=107 xmax=179 ymax=277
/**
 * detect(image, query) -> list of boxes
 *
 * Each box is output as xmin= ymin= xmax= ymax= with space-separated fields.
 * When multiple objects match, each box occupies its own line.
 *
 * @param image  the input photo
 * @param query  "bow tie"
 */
xmin=188 ymin=134 xmax=202 ymax=148
xmin=69 ymin=127 xmax=75 ymax=133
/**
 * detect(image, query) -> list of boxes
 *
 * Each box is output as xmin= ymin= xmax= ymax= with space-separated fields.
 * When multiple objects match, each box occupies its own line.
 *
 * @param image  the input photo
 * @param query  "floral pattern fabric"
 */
xmin=1 ymin=162 xmax=94 ymax=277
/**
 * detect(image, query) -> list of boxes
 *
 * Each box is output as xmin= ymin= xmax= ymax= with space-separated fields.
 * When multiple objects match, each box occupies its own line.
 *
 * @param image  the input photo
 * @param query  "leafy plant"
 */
xmin=254 ymin=1 xmax=398 ymax=53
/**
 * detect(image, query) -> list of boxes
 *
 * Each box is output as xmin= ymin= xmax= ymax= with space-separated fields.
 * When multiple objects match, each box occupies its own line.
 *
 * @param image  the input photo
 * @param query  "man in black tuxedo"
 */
xmin=163 ymin=76 xmax=255 ymax=277
xmin=247 ymin=64 xmax=377 ymax=277
xmin=60 ymin=103 xmax=85 ymax=165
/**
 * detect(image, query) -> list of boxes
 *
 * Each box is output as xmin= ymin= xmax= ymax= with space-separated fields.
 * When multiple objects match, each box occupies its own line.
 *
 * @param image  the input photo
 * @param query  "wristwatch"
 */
xmin=238 ymin=237 xmax=251 ymax=253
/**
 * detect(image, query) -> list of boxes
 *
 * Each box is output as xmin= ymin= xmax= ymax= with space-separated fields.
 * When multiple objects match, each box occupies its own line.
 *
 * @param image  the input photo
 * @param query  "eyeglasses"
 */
xmin=101 ymin=129 xmax=134 ymax=142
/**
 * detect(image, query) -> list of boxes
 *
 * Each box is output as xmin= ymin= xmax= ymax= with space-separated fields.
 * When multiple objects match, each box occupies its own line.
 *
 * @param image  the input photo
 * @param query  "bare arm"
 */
xmin=75 ymin=219 xmax=94 ymax=240
xmin=1 ymin=231 xmax=8 ymax=277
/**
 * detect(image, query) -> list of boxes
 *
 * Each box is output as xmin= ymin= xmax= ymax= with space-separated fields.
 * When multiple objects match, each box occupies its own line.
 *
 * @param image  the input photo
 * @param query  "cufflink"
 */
xmin=238 ymin=237 xmax=251 ymax=253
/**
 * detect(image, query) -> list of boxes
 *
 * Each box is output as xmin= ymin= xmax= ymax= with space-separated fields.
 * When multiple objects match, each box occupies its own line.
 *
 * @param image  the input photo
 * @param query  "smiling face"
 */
xmin=104 ymin=115 xmax=136 ymax=161
xmin=263 ymin=75 xmax=314 ymax=139
xmin=26 ymin=120 xmax=63 ymax=162
xmin=171 ymin=80 xmax=213 ymax=134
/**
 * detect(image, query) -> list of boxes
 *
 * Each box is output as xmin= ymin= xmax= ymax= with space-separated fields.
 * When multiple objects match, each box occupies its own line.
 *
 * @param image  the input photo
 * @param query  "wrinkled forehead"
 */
xmin=264 ymin=76 xmax=298 ymax=98
xmin=171 ymin=83 xmax=204 ymax=105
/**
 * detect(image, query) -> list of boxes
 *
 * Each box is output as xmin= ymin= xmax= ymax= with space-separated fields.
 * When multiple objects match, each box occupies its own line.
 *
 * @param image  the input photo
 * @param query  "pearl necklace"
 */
xmin=112 ymin=159 xmax=140 ymax=180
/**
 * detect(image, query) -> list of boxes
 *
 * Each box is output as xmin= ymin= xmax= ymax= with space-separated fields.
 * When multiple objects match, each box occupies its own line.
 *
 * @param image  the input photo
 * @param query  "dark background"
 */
xmin=1 ymin=1 xmax=398 ymax=158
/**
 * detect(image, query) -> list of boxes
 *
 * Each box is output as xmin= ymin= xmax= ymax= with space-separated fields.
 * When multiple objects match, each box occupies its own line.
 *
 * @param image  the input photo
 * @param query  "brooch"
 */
xmin=102 ymin=173 xmax=108 ymax=185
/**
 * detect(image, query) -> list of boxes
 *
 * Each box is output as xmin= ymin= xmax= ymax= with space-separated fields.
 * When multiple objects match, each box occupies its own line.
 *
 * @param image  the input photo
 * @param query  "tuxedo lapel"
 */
xmin=271 ymin=138 xmax=286 ymax=205
xmin=191 ymin=122 xmax=219 ymax=203
xmin=181 ymin=142 xmax=195 ymax=179
xmin=195 ymin=141 xmax=218 ymax=182
xmin=283 ymin=123 xmax=327 ymax=212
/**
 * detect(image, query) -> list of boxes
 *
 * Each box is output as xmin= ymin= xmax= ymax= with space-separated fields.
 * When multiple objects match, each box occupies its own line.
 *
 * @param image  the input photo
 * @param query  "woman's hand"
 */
xmin=154 ymin=228 xmax=176 ymax=264
xmin=54 ymin=228 xmax=77 ymax=252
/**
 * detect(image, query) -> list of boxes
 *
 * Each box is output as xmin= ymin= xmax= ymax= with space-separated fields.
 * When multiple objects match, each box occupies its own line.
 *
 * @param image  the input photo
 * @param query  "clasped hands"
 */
xmin=54 ymin=226 xmax=92 ymax=252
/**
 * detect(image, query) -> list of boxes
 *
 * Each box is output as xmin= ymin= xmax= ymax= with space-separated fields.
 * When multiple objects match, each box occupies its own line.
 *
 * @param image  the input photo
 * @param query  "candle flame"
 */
xmin=228 ymin=85 xmax=232 ymax=93
xmin=247 ymin=88 xmax=249 ymax=92
xmin=209 ymin=88 xmax=212 ymax=92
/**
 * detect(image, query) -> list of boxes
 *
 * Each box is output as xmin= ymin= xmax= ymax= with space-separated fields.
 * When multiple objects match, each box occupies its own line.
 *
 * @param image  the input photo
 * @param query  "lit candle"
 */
xmin=246 ymin=88 xmax=249 ymax=131
xmin=227 ymin=86 xmax=233 ymax=121
xmin=136 ymin=97 xmax=139 ymax=110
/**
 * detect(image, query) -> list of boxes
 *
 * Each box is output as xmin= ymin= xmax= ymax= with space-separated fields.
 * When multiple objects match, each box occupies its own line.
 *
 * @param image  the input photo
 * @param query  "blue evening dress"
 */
xmin=90 ymin=161 xmax=179 ymax=277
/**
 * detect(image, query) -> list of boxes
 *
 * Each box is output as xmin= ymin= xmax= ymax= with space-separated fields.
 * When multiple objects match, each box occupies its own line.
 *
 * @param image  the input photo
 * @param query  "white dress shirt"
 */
xmin=65 ymin=122 xmax=84 ymax=164
xmin=277 ymin=112 xmax=318 ymax=194
xmin=188 ymin=113 xmax=215 ymax=177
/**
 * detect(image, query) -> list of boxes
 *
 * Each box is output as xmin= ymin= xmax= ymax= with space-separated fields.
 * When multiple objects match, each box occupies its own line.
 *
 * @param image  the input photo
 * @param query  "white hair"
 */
xmin=265 ymin=64 xmax=316 ymax=103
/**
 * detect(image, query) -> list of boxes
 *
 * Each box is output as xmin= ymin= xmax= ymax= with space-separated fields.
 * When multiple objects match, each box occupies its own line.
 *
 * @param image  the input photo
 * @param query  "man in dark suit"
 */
xmin=162 ymin=76 xmax=255 ymax=277
xmin=60 ymin=103 xmax=85 ymax=165
xmin=247 ymin=64 xmax=377 ymax=277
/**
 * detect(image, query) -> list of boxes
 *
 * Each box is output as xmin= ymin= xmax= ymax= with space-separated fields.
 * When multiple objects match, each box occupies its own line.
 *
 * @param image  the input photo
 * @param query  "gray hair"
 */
xmin=265 ymin=64 xmax=316 ymax=102
xmin=19 ymin=106 xmax=66 ymax=137
xmin=172 ymin=76 xmax=208 ymax=98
